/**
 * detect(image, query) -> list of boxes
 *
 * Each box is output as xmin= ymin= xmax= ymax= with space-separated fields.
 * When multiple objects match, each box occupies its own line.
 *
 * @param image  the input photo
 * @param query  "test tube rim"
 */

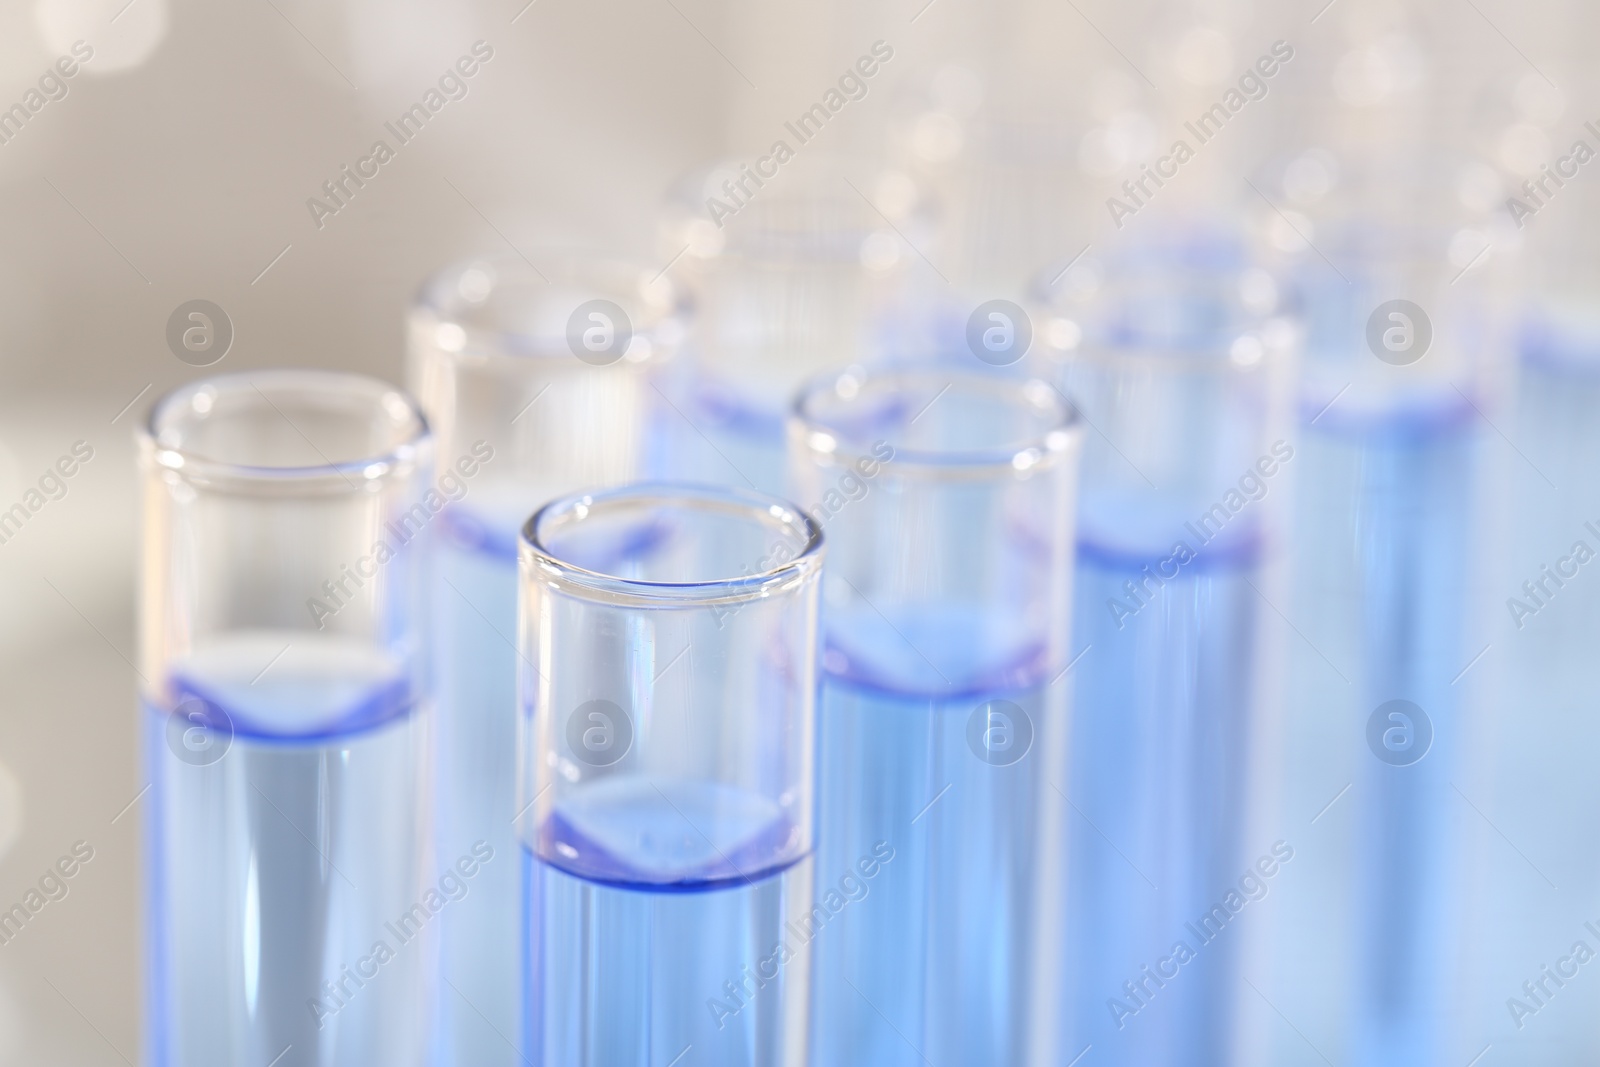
xmin=788 ymin=364 xmax=1083 ymax=479
xmin=140 ymin=368 xmax=431 ymax=494
xmin=521 ymin=481 xmax=824 ymax=607
xmin=660 ymin=152 xmax=914 ymax=267
xmin=1036 ymin=329 xmax=1296 ymax=374
xmin=409 ymin=252 xmax=684 ymax=365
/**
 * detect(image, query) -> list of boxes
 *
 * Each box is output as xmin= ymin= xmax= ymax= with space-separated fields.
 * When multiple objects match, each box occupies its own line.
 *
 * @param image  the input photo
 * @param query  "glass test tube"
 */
xmin=1458 ymin=318 xmax=1600 ymax=1065
xmin=1457 ymin=183 xmax=1600 ymax=1061
xmin=407 ymin=255 xmax=680 ymax=1067
xmin=517 ymin=484 xmax=823 ymax=1067
xmin=790 ymin=368 xmax=1081 ymax=1067
xmin=1265 ymin=224 xmax=1492 ymax=1067
xmin=1037 ymin=241 xmax=1294 ymax=1067
xmin=661 ymin=158 xmax=903 ymax=494
xmin=139 ymin=371 xmax=434 ymax=1067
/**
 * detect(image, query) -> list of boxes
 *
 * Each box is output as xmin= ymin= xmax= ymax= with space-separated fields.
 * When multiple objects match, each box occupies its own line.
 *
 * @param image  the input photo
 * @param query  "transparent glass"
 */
xmin=661 ymin=157 xmax=903 ymax=494
xmin=1455 ymin=145 xmax=1600 ymax=1057
xmin=1459 ymin=340 xmax=1600 ymax=1064
xmin=1266 ymin=218 xmax=1499 ymax=428
xmin=517 ymin=483 xmax=823 ymax=1067
xmin=138 ymin=371 xmax=434 ymax=1067
xmin=789 ymin=367 xmax=1081 ymax=1067
xmin=1035 ymin=241 xmax=1295 ymax=1067
xmin=407 ymin=254 xmax=682 ymax=1067
xmin=1256 ymin=226 xmax=1492 ymax=1066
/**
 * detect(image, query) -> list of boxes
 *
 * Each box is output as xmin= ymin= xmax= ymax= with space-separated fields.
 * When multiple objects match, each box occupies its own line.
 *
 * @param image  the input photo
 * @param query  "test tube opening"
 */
xmin=411 ymin=254 xmax=682 ymax=364
xmin=523 ymin=482 xmax=823 ymax=601
xmin=791 ymin=366 xmax=1081 ymax=475
xmin=143 ymin=369 xmax=429 ymax=486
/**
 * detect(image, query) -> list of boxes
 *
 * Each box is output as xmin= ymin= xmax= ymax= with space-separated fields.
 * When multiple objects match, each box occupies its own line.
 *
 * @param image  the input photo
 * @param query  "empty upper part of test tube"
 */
xmin=788 ymin=366 xmax=1082 ymax=692
xmin=517 ymin=482 xmax=823 ymax=856
xmin=140 ymin=370 xmax=434 ymax=668
xmin=1031 ymin=231 xmax=1296 ymax=560
xmin=408 ymin=254 xmax=685 ymax=542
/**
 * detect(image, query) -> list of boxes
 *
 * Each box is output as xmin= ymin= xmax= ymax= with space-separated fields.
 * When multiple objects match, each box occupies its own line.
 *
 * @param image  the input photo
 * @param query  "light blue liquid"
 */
xmin=144 ymin=632 xmax=427 ymax=1067
xmin=523 ymin=778 xmax=812 ymax=1067
xmin=663 ymin=375 xmax=787 ymax=495
xmin=1463 ymin=353 xmax=1600 ymax=1065
xmin=1344 ymin=417 xmax=1474 ymax=1067
xmin=809 ymin=614 xmax=1064 ymax=1067
xmin=1270 ymin=403 xmax=1479 ymax=1067
xmin=432 ymin=510 xmax=522 ymax=1067
xmin=1064 ymin=543 xmax=1262 ymax=1067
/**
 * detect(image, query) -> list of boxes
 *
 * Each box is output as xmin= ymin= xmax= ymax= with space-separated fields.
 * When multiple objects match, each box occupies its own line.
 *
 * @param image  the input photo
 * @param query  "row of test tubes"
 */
xmin=102 ymin=0 xmax=1600 ymax=1059
xmin=132 ymin=191 xmax=1566 ymax=1066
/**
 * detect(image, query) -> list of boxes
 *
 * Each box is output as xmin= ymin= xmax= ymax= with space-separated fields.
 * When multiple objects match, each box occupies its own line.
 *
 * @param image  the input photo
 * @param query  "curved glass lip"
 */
xmin=1037 ymin=323 xmax=1298 ymax=374
xmin=789 ymin=365 xmax=1082 ymax=476
xmin=660 ymin=153 xmax=906 ymax=265
xmin=522 ymin=482 xmax=825 ymax=606
xmin=1029 ymin=285 xmax=1297 ymax=375
xmin=140 ymin=369 xmax=431 ymax=490
xmin=1026 ymin=229 xmax=1300 ymax=373
xmin=409 ymin=252 xmax=683 ymax=363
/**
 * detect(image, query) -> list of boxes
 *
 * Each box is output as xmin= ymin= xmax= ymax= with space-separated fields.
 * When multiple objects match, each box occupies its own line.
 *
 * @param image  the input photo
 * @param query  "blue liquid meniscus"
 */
xmin=144 ymin=631 xmax=428 ymax=1067
xmin=523 ymin=776 xmax=812 ymax=1067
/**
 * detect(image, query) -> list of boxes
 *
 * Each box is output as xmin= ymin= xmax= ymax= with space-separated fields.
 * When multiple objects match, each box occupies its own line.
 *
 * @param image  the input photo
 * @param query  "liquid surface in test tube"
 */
xmin=145 ymin=631 xmax=426 ymax=1067
xmin=523 ymin=778 xmax=811 ymax=1067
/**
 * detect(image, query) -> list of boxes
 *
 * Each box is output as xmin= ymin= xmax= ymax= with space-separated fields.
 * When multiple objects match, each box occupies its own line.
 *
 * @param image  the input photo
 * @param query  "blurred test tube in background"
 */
xmin=1230 ymin=6 xmax=1524 ymax=1055
xmin=407 ymin=257 xmax=682 ymax=1067
xmin=1259 ymin=207 xmax=1500 ymax=1066
xmin=1459 ymin=287 xmax=1600 ymax=1066
xmin=138 ymin=372 xmax=434 ymax=1067
xmin=1456 ymin=36 xmax=1600 ymax=1051
xmin=660 ymin=158 xmax=908 ymax=494
xmin=1034 ymin=233 xmax=1295 ymax=1067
